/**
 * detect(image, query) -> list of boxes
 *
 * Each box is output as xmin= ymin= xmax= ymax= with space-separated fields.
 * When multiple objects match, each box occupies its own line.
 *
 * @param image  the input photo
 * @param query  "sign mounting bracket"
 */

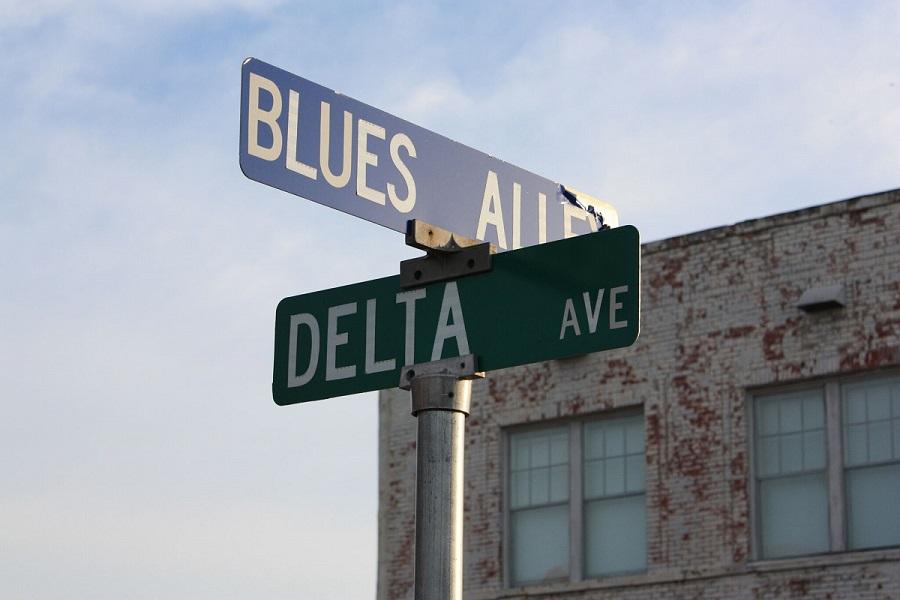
xmin=400 ymin=220 xmax=496 ymax=288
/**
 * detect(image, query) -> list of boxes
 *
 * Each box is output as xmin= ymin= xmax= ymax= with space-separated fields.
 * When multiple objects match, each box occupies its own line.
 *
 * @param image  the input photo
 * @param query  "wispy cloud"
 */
xmin=419 ymin=0 xmax=900 ymax=238
xmin=1 ymin=2 xmax=898 ymax=598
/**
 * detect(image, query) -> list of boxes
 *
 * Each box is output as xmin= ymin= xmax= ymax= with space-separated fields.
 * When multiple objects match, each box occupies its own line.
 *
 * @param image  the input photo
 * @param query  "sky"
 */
xmin=1 ymin=1 xmax=898 ymax=599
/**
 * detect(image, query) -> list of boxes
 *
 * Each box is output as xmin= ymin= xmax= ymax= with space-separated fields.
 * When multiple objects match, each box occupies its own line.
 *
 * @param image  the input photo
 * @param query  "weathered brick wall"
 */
xmin=377 ymin=190 xmax=900 ymax=599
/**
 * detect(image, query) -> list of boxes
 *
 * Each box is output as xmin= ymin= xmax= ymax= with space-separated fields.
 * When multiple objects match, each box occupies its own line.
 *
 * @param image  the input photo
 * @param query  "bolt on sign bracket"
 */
xmin=399 ymin=220 xmax=496 ymax=288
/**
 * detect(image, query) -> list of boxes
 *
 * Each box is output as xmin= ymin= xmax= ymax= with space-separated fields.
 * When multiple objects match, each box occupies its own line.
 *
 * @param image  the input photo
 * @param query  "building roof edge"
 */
xmin=642 ymin=187 xmax=900 ymax=254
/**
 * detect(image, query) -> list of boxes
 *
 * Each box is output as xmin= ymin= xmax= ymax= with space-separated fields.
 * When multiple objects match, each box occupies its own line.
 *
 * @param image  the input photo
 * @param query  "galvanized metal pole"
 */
xmin=398 ymin=222 xmax=491 ymax=600
xmin=400 ymin=355 xmax=481 ymax=600
xmin=412 ymin=377 xmax=469 ymax=600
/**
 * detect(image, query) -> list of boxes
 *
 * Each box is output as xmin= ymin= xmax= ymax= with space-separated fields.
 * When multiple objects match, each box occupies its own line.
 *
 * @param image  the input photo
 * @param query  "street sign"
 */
xmin=273 ymin=225 xmax=639 ymax=405
xmin=240 ymin=58 xmax=618 ymax=250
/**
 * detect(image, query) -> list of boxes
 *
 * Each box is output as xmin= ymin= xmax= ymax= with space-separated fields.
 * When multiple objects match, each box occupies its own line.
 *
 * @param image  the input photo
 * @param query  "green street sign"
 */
xmin=273 ymin=225 xmax=640 ymax=405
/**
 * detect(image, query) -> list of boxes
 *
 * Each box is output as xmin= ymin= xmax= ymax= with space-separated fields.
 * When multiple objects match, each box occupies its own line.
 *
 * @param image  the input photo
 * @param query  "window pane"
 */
xmin=868 ymin=421 xmax=892 ymax=463
xmin=756 ymin=392 xmax=825 ymax=479
xmin=510 ymin=504 xmax=569 ymax=585
xmin=605 ymin=425 xmax=625 ymax=457
xmin=759 ymin=473 xmax=829 ymax=558
xmin=626 ymin=455 xmax=645 ymax=493
xmin=585 ymin=495 xmax=646 ymax=576
xmin=802 ymin=430 xmax=825 ymax=471
xmin=510 ymin=428 xmax=568 ymax=509
xmin=584 ymin=460 xmax=604 ymax=499
xmin=513 ymin=439 xmax=530 ymax=470
xmin=780 ymin=398 xmax=803 ymax=433
xmin=803 ymin=396 xmax=824 ymax=429
xmin=511 ymin=471 xmax=529 ymax=509
xmin=551 ymin=434 xmax=568 ymax=465
xmin=532 ymin=437 xmax=550 ymax=468
xmin=847 ymin=463 xmax=900 ymax=550
xmin=758 ymin=436 xmax=780 ymax=477
xmin=530 ymin=467 xmax=549 ymax=504
xmin=846 ymin=424 xmax=868 ymax=466
xmin=605 ymin=456 xmax=625 ymax=495
xmin=585 ymin=425 xmax=604 ymax=460
xmin=759 ymin=399 xmax=780 ymax=435
xmin=626 ymin=418 xmax=645 ymax=453
xmin=868 ymin=386 xmax=891 ymax=420
xmin=894 ymin=420 xmax=900 ymax=459
xmin=780 ymin=433 xmax=803 ymax=473
xmin=549 ymin=464 xmax=569 ymax=503
xmin=846 ymin=388 xmax=867 ymax=424
xmin=892 ymin=383 xmax=900 ymax=416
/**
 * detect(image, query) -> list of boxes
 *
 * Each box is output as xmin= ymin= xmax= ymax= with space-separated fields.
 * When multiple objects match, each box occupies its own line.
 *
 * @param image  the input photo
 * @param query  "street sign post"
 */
xmin=240 ymin=58 xmax=617 ymax=250
xmin=272 ymin=225 xmax=639 ymax=405
xmin=245 ymin=58 xmax=640 ymax=600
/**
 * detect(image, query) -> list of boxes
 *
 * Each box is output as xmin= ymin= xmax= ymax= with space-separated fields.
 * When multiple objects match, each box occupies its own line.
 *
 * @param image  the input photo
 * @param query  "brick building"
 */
xmin=377 ymin=189 xmax=900 ymax=599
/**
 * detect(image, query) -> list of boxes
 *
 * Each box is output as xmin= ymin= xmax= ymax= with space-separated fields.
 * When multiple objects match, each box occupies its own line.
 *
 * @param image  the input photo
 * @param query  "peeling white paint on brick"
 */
xmin=378 ymin=189 xmax=900 ymax=599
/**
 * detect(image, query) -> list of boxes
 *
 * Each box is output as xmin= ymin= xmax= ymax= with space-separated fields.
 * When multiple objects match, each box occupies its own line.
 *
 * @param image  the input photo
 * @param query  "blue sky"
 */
xmin=1 ymin=2 xmax=898 ymax=599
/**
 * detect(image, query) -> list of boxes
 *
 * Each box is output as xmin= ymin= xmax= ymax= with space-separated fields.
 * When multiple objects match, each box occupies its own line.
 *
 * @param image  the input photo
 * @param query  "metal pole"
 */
xmin=411 ymin=374 xmax=470 ymax=600
xmin=397 ymin=222 xmax=491 ymax=600
xmin=401 ymin=355 xmax=480 ymax=600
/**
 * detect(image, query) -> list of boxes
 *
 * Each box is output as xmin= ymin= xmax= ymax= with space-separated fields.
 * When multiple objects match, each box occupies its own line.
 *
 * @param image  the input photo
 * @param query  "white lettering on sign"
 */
xmin=559 ymin=286 xmax=629 ymax=340
xmin=246 ymin=73 xmax=418 ymax=214
xmin=286 ymin=282 xmax=473 ymax=388
xmin=538 ymin=192 xmax=547 ymax=244
xmin=319 ymin=101 xmax=353 ymax=188
xmin=476 ymin=171 xmax=550 ymax=250
xmin=286 ymin=90 xmax=318 ymax=179
xmin=387 ymin=133 xmax=417 ymax=213
xmin=288 ymin=313 xmax=319 ymax=387
xmin=356 ymin=119 xmax=386 ymax=204
xmin=396 ymin=288 xmax=426 ymax=366
xmin=365 ymin=298 xmax=395 ymax=374
xmin=609 ymin=285 xmax=628 ymax=330
xmin=248 ymin=73 xmax=282 ymax=161
xmin=476 ymin=170 xmax=506 ymax=249
xmin=559 ymin=298 xmax=581 ymax=340
xmin=326 ymin=302 xmax=357 ymax=381
xmin=563 ymin=201 xmax=599 ymax=238
xmin=583 ymin=289 xmax=605 ymax=333
xmin=512 ymin=182 xmax=522 ymax=250
xmin=431 ymin=281 xmax=469 ymax=360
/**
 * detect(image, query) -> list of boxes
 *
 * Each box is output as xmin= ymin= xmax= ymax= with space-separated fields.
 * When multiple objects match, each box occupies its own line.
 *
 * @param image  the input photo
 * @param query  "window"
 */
xmin=508 ymin=427 xmax=570 ymax=584
xmin=507 ymin=413 xmax=646 ymax=586
xmin=752 ymin=373 xmax=900 ymax=559
xmin=583 ymin=417 xmax=646 ymax=575
xmin=843 ymin=378 xmax=900 ymax=549
xmin=754 ymin=390 xmax=829 ymax=558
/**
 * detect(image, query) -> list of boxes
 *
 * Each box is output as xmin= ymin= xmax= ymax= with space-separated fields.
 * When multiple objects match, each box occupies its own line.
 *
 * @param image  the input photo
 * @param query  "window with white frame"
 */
xmin=508 ymin=427 xmax=570 ymax=584
xmin=754 ymin=389 xmax=829 ymax=558
xmin=843 ymin=377 xmax=900 ymax=549
xmin=752 ymin=373 xmax=900 ymax=560
xmin=583 ymin=417 xmax=647 ymax=576
xmin=507 ymin=413 xmax=646 ymax=587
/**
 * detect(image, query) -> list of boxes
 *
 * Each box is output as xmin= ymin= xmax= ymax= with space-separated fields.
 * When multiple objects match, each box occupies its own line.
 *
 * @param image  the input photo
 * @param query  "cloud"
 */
xmin=0 ymin=0 xmax=281 ymax=29
xmin=0 ymin=0 xmax=74 ymax=28
xmin=1 ymin=8 xmax=392 ymax=598
xmin=398 ymin=77 xmax=474 ymax=124
xmin=2 ymin=3 xmax=898 ymax=599
xmin=479 ymin=0 xmax=900 ymax=239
